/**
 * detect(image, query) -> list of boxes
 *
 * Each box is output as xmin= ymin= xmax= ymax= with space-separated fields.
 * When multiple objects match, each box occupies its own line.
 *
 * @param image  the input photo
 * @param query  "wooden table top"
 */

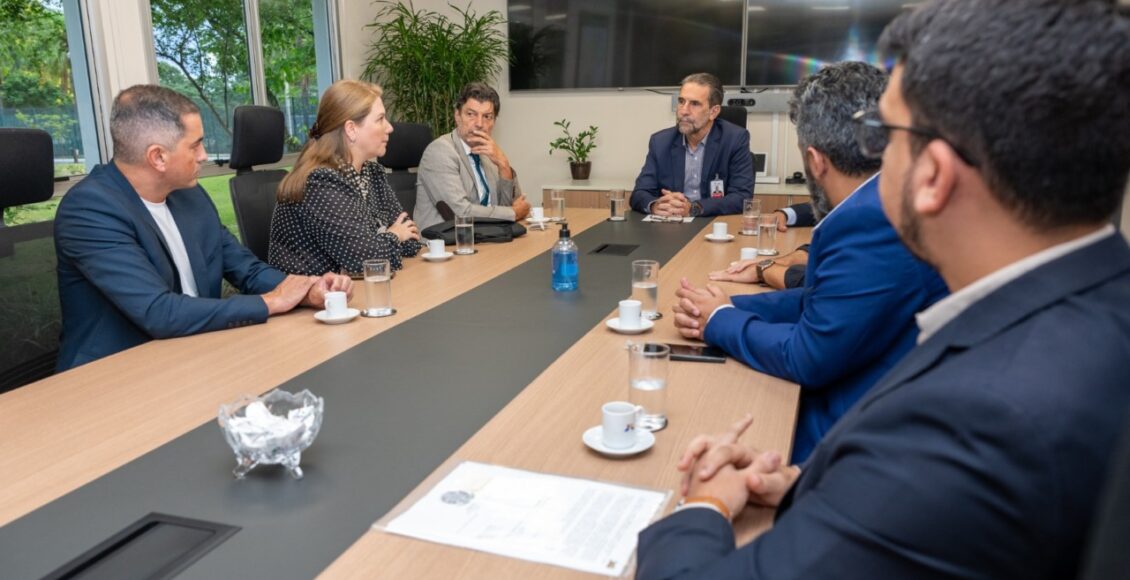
xmin=0 ymin=210 xmax=609 ymax=527
xmin=321 ymin=214 xmax=813 ymax=578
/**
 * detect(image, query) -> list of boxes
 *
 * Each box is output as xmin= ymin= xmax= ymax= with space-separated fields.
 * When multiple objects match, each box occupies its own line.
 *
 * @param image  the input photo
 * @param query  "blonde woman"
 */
xmin=269 ymin=80 xmax=422 ymax=275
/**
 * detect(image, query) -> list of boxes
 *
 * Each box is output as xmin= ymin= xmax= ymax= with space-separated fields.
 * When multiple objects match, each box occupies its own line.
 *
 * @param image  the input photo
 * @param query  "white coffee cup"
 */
xmin=324 ymin=291 xmax=348 ymax=318
xmin=712 ymin=222 xmax=728 ymax=238
xmin=740 ymin=247 xmax=758 ymax=261
xmin=530 ymin=206 xmax=545 ymax=221
xmin=618 ymin=299 xmax=642 ymax=330
xmin=601 ymin=401 xmax=641 ymax=449
xmin=427 ymin=238 xmax=445 ymax=257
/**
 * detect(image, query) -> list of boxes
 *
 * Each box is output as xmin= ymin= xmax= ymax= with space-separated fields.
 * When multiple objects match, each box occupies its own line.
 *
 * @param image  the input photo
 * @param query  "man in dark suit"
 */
xmin=630 ymin=73 xmax=754 ymax=217
xmin=673 ymin=62 xmax=948 ymax=463
xmin=54 ymin=85 xmax=350 ymax=370
xmin=637 ymin=1 xmax=1130 ymax=578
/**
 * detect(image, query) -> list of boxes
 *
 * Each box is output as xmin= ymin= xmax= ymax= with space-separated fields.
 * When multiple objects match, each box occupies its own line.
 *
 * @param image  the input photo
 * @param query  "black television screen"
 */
xmin=508 ymin=0 xmax=911 ymax=90
xmin=508 ymin=0 xmax=743 ymax=90
xmin=745 ymin=1 xmax=908 ymax=86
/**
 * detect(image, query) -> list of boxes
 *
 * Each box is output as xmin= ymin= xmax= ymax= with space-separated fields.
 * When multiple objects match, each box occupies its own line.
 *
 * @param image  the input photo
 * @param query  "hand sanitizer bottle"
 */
xmin=552 ymin=224 xmax=578 ymax=292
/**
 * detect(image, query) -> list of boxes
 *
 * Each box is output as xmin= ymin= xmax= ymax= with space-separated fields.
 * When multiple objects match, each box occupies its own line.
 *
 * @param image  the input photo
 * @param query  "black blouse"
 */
xmin=268 ymin=160 xmax=422 ymax=275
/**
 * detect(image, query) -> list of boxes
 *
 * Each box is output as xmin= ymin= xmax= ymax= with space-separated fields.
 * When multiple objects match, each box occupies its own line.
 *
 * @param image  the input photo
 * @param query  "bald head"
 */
xmin=110 ymin=85 xmax=200 ymax=164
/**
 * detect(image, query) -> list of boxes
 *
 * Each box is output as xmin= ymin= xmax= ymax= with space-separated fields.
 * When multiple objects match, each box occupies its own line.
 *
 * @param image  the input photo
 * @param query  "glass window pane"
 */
xmin=0 ymin=0 xmax=89 ymax=179
xmin=150 ymin=0 xmax=252 ymax=160
xmin=259 ymin=0 xmax=318 ymax=153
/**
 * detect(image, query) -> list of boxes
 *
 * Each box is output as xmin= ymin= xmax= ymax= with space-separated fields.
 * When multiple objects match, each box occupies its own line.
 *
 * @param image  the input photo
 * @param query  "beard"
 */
xmin=894 ymin=166 xmax=937 ymax=267
xmin=678 ymin=116 xmax=705 ymax=137
xmin=803 ymin=163 xmax=833 ymax=220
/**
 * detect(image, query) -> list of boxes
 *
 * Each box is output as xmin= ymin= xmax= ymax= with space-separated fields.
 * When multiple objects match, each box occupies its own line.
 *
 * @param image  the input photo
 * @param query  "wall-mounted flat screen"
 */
xmin=745 ymin=1 xmax=910 ymax=86
xmin=508 ymin=0 xmax=912 ymax=90
xmin=508 ymin=0 xmax=743 ymax=90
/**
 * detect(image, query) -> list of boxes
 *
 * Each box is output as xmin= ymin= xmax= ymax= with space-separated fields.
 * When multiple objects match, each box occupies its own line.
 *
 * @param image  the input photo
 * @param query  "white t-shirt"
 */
xmin=141 ymin=198 xmax=199 ymax=297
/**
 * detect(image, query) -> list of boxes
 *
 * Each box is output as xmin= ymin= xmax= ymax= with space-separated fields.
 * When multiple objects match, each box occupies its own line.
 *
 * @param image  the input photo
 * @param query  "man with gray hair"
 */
xmin=673 ymin=61 xmax=947 ymax=463
xmin=630 ymin=72 xmax=754 ymax=217
xmin=54 ymin=85 xmax=351 ymax=370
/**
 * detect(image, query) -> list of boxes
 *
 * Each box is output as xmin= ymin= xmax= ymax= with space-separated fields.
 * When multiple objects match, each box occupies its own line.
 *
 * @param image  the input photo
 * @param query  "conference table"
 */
xmin=0 ymin=208 xmax=811 ymax=579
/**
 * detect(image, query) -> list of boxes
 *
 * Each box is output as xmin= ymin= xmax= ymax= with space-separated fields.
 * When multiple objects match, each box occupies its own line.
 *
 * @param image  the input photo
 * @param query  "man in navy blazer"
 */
xmin=630 ymin=73 xmax=754 ymax=218
xmin=674 ymin=62 xmax=948 ymax=463
xmin=55 ymin=85 xmax=350 ymax=370
xmin=638 ymin=1 xmax=1130 ymax=578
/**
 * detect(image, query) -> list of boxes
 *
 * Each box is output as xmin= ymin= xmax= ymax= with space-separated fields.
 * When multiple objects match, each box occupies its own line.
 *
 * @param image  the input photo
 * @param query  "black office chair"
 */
xmin=718 ymin=105 xmax=748 ymax=129
xmin=378 ymin=122 xmax=432 ymax=218
xmin=228 ymin=105 xmax=287 ymax=262
xmin=0 ymin=128 xmax=60 ymax=391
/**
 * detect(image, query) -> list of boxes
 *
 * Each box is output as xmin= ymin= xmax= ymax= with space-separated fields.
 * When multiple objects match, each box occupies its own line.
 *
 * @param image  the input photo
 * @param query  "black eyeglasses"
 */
xmin=851 ymin=109 xmax=978 ymax=167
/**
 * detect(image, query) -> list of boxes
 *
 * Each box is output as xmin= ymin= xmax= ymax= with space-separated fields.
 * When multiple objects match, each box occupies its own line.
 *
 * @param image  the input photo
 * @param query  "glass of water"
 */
xmin=631 ymin=259 xmax=661 ymax=320
xmin=629 ymin=342 xmax=669 ymax=431
xmin=455 ymin=215 xmax=475 ymax=255
xmin=550 ymin=189 xmax=566 ymax=221
xmin=757 ymin=213 xmax=779 ymax=255
xmin=608 ymin=189 xmax=626 ymax=221
xmin=361 ymin=259 xmax=395 ymax=317
xmin=741 ymin=198 xmax=761 ymax=236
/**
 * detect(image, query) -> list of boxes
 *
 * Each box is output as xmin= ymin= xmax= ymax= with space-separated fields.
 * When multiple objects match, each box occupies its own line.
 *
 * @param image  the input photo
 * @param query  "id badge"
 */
xmin=709 ymin=177 xmax=725 ymax=198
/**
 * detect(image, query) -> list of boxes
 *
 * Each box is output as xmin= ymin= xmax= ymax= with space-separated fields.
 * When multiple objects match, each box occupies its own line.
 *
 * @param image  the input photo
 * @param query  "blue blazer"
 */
xmin=630 ymin=119 xmax=754 ymax=216
xmin=638 ymin=232 xmax=1130 ymax=580
xmin=54 ymin=162 xmax=286 ymax=370
xmin=705 ymin=175 xmax=948 ymax=462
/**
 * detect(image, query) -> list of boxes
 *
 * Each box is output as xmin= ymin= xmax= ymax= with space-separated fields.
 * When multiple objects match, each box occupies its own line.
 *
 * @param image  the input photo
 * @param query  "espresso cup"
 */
xmin=531 ymin=206 xmax=545 ymax=221
xmin=740 ymin=247 xmax=758 ymax=261
xmin=601 ymin=401 xmax=641 ymax=449
xmin=427 ymin=238 xmax=445 ymax=257
xmin=618 ymin=299 xmax=642 ymax=330
xmin=712 ymin=222 xmax=728 ymax=238
xmin=324 ymin=291 xmax=348 ymax=318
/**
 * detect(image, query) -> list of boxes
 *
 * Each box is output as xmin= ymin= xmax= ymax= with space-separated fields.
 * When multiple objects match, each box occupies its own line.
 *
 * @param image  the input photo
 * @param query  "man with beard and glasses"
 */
xmin=672 ymin=61 xmax=948 ymax=463
xmin=630 ymin=73 xmax=754 ymax=218
xmin=640 ymin=1 xmax=1130 ymax=578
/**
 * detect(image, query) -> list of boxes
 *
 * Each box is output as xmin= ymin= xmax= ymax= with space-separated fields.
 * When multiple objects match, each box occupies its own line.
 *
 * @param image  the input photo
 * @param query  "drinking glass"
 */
xmin=455 ymin=215 xmax=475 ymax=255
xmin=631 ymin=259 xmax=661 ymax=320
xmin=757 ymin=213 xmax=779 ymax=256
xmin=361 ymin=259 xmax=395 ymax=317
xmin=608 ymin=189 xmax=627 ymax=221
xmin=741 ymin=198 xmax=761 ymax=236
xmin=550 ymin=189 xmax=566 ymax=221
xmin=628 ymin=342 xmax=669 ymax=431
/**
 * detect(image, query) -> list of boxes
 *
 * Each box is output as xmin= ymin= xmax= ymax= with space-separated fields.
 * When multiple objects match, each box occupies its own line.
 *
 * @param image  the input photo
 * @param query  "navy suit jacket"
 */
xmin=630 ymin=119 xmax=754 ymax=216
xmin=705 ymin=175 xmax=948 ymax=462
xmin=54 ymin=162 xmax=286 ymax=370
xmin=638 ymin=232 xmax=1130 ymax=580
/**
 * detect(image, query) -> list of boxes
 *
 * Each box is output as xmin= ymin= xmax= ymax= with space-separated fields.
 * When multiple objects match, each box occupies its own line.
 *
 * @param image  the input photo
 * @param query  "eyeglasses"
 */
xmin=851 ymin=109 xmax=978 ymax=167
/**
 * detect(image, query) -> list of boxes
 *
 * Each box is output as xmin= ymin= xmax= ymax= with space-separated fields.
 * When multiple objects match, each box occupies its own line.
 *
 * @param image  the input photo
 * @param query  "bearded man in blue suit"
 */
xmin=54 ymin=85 xmax=351 ymax=370
xmin=640 ymin=1 xmax=1130 ymax=578
xmin=674 ymin=62 xmax=948 ymax=463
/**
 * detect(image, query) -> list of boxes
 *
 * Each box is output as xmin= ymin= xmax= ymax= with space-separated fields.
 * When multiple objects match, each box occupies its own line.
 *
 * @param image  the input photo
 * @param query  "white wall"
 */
xmin=338 ymin=0 xmax=805 ymax=205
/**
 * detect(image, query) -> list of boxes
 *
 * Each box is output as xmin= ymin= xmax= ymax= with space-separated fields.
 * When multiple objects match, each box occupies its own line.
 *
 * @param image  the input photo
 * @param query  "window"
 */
xmin=258 ymin=0 xmax=318 ymax=153
xmin=0 ymin=0 xmax=98 ymax=179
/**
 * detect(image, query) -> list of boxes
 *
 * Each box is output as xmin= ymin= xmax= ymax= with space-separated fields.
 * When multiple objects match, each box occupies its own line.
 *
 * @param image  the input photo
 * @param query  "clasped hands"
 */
xmin=678 ymin=414 xmax=801 ymax=520
xmin=262 ymin=272 xmax=353 ymax=315
xmin=672 ymin=277 xmax=731 ymax=340
xmin=651 ymin=189 xmax=692 ymax=217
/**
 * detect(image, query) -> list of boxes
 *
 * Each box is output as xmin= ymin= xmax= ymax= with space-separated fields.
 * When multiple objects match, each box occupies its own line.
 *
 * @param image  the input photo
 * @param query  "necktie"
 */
xmin=470 ymin=153 xmax=491 ymax=206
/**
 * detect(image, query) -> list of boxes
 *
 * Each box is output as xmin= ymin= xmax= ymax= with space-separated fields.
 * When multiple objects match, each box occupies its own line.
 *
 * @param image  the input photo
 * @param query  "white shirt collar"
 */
xmin=813 ymin=172 xmax=880 ymax=231
xmin=915 ymin=224 xmax=1116 ymax=344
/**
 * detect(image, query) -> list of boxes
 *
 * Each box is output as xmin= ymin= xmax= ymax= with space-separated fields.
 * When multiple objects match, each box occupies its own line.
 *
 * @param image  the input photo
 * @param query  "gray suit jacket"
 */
xmin=414 ymin=129 xmax=522 ymax=229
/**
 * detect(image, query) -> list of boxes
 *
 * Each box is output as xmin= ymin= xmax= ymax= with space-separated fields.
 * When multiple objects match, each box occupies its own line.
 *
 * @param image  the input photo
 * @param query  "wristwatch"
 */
xmin=689 ymin=201 xmax=703 ymax=217
xmin=755 ymin=259 xmax=776 ymax=284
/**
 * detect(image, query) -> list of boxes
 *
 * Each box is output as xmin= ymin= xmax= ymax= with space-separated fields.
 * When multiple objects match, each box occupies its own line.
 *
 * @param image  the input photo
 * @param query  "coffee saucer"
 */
xmin=526 ymin=217 xmax=550 ymax=224
xmin=705 ymin=233 xmax=735 ymax=242
xmin=422 ymin=251 xmax=454 ymax=262
xmin=582 ymin=426 xmax=656 ymax=457
xmin=314 ymin=308 xmax=360 ymax=325
xmin=606 ymin=317 xmax=654 ymax=334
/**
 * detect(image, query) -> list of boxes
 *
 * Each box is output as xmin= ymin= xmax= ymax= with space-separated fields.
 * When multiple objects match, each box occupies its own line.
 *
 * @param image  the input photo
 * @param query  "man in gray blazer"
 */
xmin=414 ymin=82 xmax=531 ymax=229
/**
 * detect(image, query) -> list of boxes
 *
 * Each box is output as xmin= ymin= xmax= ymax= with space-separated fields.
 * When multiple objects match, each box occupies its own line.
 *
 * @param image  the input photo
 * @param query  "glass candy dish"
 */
xmin=217 ymin=389 xmax=324 ymax=479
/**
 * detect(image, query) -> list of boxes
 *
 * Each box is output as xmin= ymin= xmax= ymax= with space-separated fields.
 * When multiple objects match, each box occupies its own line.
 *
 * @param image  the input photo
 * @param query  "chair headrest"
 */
xmin=718 ymin=105 xmax=748 ymax=130
xmin=379 ymin=122 xmax=432 ymax=170
xmin=229 ymin=106 xmax=285 ymax=170
xmin=0 ymin=128 xmax=54 ymax=208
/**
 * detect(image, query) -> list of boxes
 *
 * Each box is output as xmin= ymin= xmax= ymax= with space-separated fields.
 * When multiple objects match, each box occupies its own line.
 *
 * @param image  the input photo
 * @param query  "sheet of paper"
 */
xmin=380 ymin=461 xmax=670 ymax=577
xmin=642 ymin=214 xmax=695 ymax=223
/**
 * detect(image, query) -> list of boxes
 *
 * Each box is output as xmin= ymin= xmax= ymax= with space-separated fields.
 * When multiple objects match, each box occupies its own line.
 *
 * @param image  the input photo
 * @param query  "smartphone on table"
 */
xmin=667 ymin=343 xmax=727 ymax=363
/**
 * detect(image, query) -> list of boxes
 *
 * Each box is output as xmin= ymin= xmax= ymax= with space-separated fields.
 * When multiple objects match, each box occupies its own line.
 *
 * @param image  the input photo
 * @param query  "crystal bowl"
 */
xmin=217 ymin=389 xmax=324 ymax=479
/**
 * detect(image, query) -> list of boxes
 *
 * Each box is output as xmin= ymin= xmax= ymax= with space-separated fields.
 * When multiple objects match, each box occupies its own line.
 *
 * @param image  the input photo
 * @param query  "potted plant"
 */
xmin=363 ymin=2 xmax=507 ymax=135
xmin=549 ymin=119 xmax=599 ymax=180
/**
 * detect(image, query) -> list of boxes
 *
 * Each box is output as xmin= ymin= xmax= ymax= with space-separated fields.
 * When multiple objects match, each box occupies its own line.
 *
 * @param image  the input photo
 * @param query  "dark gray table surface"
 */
xmin=0 ymin=216 xmax=709 ymax=579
